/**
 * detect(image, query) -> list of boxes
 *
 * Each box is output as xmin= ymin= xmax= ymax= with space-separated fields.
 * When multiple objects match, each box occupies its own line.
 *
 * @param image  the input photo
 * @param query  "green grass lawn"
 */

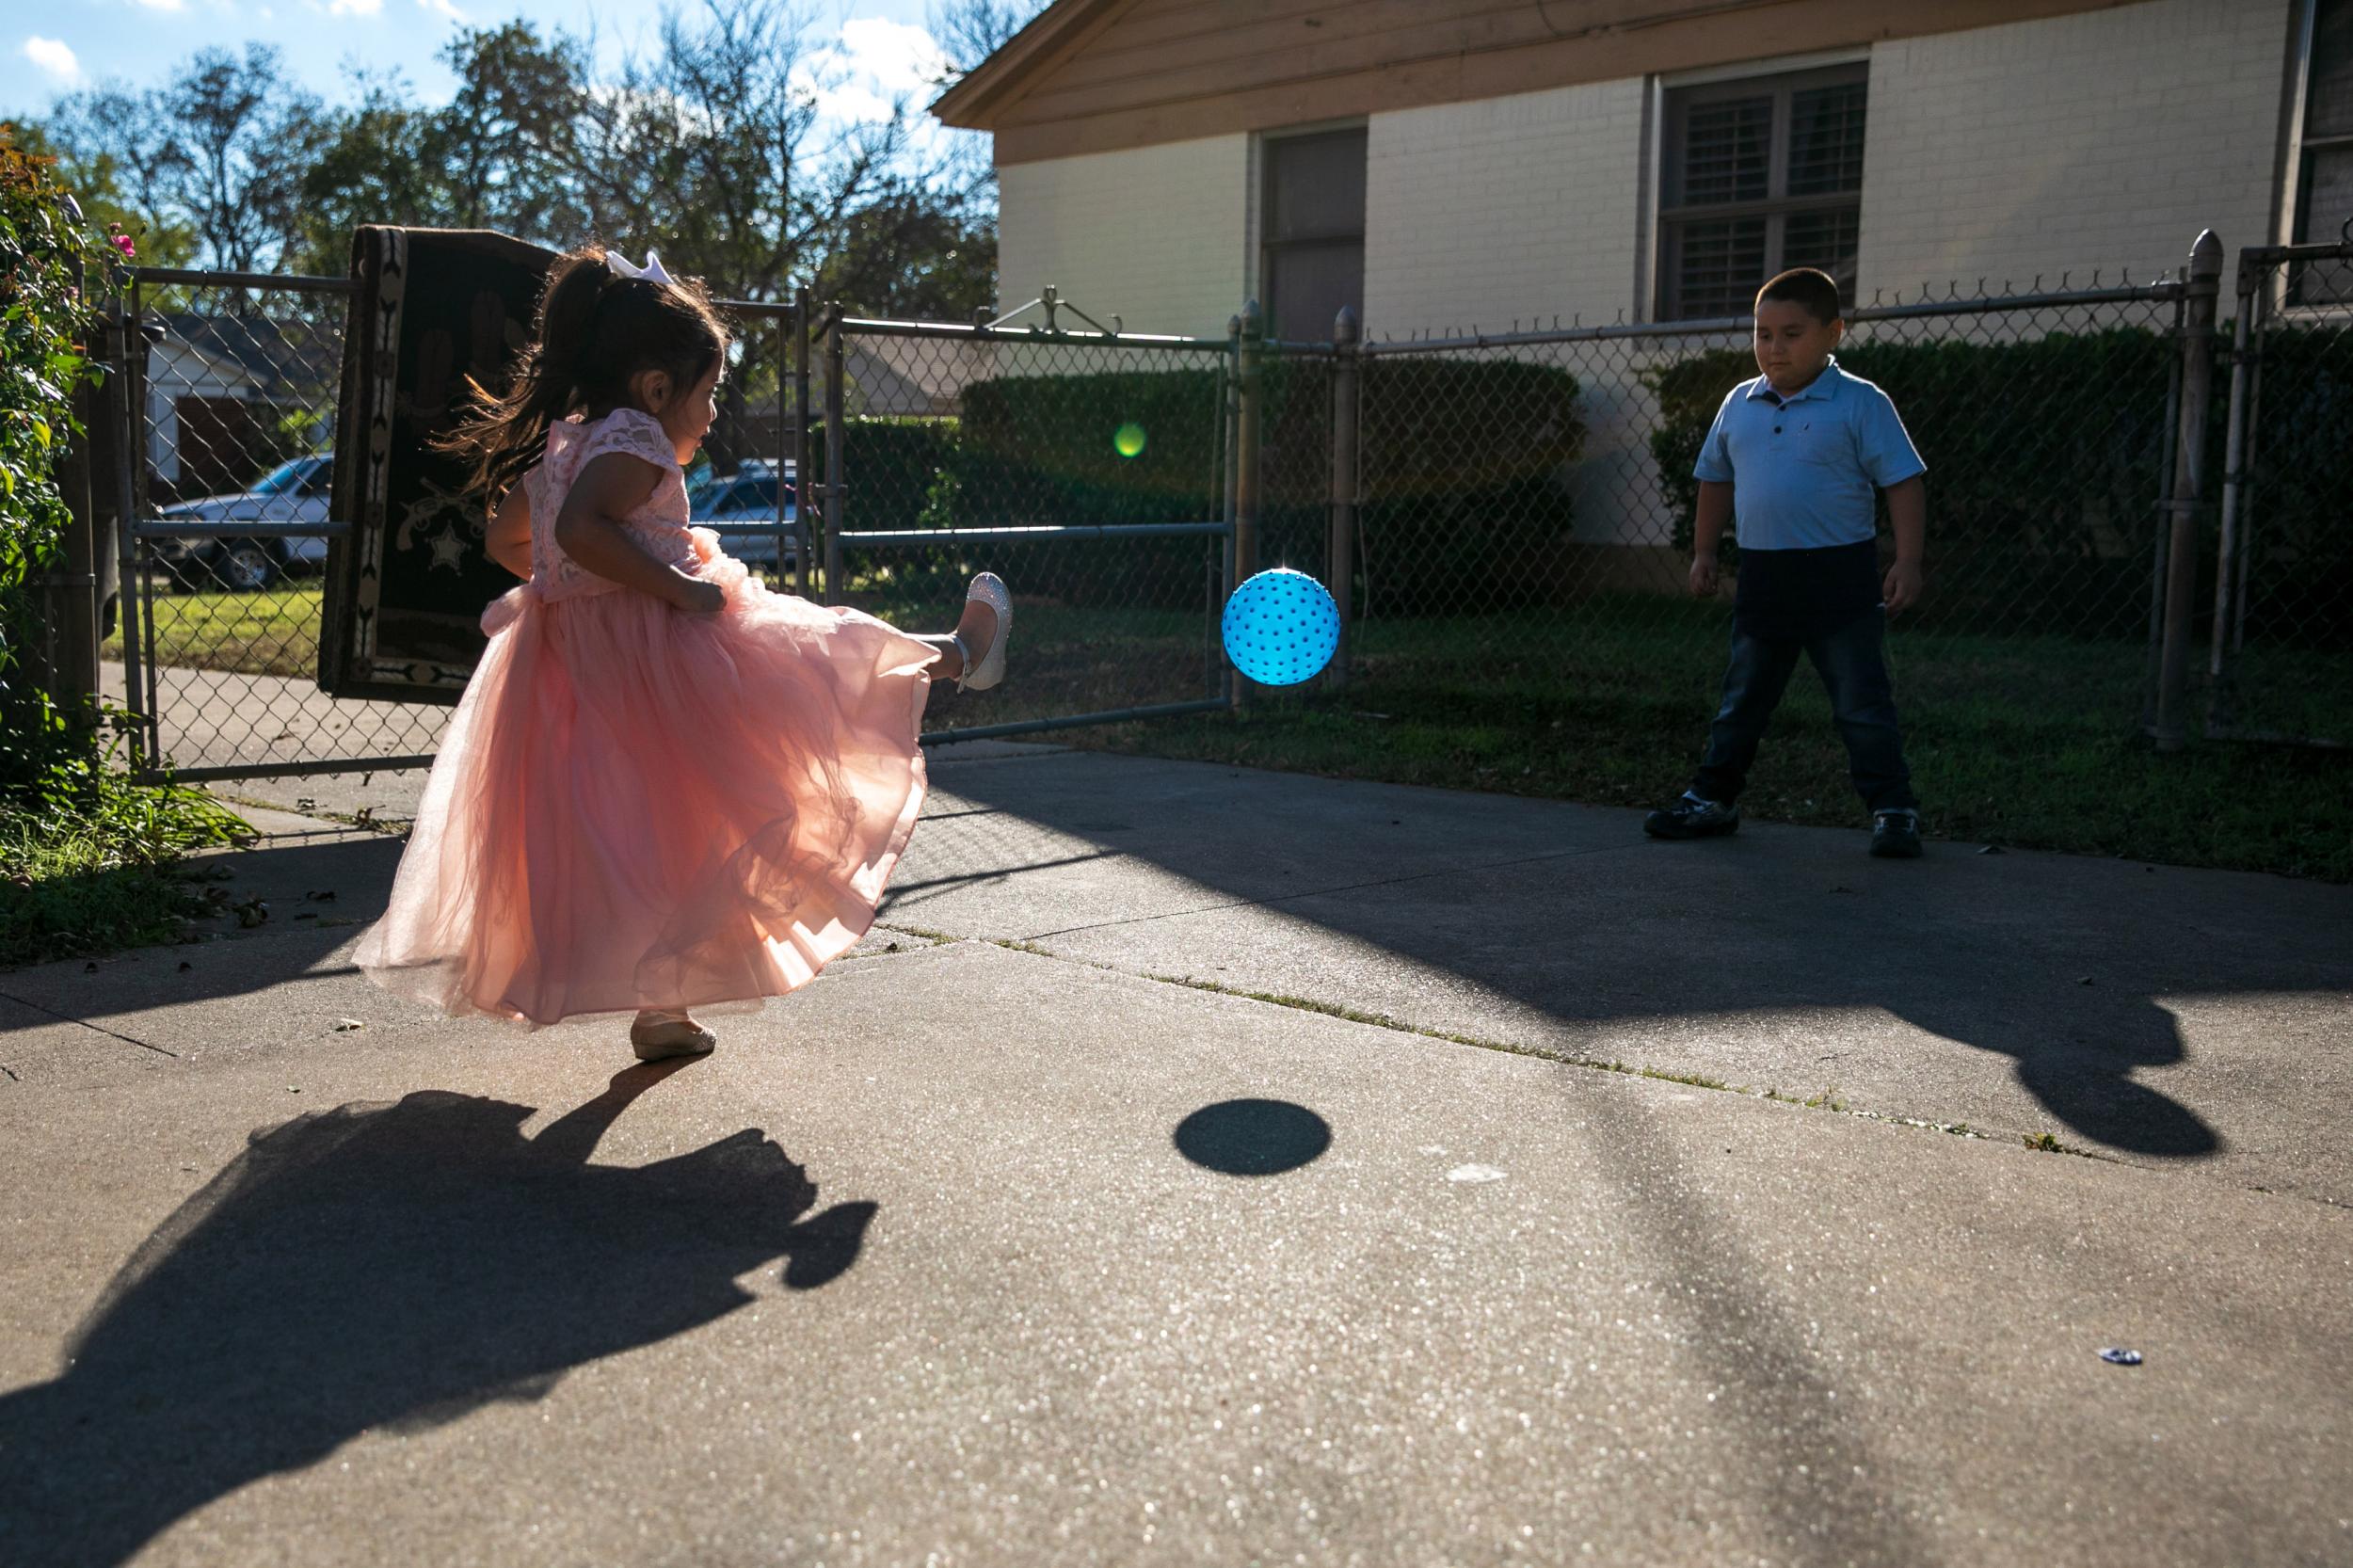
xmin=104 ymin=579 xmax=324 ymax=680
xmin=1083 ymin=604 xmax=2352 ymax=882
xmin=96 ymin=578 xmax=2346 ymax=881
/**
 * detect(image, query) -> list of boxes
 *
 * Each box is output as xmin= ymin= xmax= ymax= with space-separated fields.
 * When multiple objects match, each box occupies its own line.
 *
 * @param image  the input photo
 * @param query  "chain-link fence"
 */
xmin=2208 ymin=235 xmax=2353 ymax=746
xmin=1281 ymin=279 xmax=2193 ymax=747
xmin=108 ymin=267 xmax=454 ymax=781
xmin=95 ymin=243 xmax=2341 ymax=785
xmin=822 ymin=312 xmax=1234 ymax=740
xmin=696 ymin=296 xmax=806 ymax=599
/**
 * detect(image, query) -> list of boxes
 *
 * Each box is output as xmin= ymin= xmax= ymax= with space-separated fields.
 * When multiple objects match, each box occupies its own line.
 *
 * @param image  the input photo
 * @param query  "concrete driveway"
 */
xmin=3 ymin=745 xmax=2346 ymax=1566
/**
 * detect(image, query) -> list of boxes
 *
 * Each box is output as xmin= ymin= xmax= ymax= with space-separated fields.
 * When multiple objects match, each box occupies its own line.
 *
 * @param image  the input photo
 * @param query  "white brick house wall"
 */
xmin=1362 ymin=80 xmax=1650 ymax=339
xmin=1859 ymin=0 xmax=2291 ymax=298
xmin=996 ymin=135 xmax=1250 ymax=338
xmin=982 ymin=1 xmax=2298 ymax=556
xmin=991 ymin=1 xmax=2295 ymax=333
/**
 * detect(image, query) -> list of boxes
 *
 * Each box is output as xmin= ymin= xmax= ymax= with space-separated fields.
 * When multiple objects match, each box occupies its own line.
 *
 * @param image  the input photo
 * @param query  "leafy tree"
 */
xmin=51 ymin=45 xmax=320 ymax=274
xmin=287 ymin=69 xmax=445 ymax=275
xmin=927 ymin=0 xmax=1049 ymax=81
xmin=32 ymin=1 xmax=1011 ymax=367
xmin=821 ymin=177 xmax=996 ymax=319
xmin=432 ymin=22 xmax=595 ymax=243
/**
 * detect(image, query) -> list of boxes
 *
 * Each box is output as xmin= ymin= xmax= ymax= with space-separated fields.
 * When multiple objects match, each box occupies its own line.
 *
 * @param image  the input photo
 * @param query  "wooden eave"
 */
xmin=931 ymin=0 xmax=2148 ymax=167
xmin=928 ymin=0 xmax=1130 ymax=128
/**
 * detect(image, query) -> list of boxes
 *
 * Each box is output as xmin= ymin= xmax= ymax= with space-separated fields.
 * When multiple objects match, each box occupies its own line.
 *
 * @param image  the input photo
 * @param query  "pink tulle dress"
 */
xmin=357 ymin=407 xmax=933 ymax=1026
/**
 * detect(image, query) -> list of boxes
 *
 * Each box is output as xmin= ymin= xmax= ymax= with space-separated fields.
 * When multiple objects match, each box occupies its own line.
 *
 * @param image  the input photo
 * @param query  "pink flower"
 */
xmin=109 ymin=232 xmax=136 ymax=259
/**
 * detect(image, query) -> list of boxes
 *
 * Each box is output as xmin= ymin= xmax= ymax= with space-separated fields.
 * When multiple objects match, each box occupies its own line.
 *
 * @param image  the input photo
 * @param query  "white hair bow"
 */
xmin=606 ymin=248 xmax=676 ymax=286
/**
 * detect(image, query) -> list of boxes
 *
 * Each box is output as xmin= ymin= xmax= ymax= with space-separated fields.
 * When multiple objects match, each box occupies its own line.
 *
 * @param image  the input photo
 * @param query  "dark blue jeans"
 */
xmin=1692 ymin=610 xmax=1918 ymax=812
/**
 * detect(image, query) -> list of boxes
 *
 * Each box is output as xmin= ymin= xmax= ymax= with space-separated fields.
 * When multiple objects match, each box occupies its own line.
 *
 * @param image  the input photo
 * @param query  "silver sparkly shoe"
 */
xmin=630 ymin=1010 xmax=717 ymax=1062
xmin=953 ymin=572 xmax=1011 ymax=692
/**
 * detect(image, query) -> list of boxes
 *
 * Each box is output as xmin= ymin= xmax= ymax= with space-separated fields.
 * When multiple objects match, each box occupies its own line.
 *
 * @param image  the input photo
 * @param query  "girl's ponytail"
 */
xmin=530 ymin=250 xmax=608 ymax=392
xmin=437 ymin=248 xmax=728 ymax=507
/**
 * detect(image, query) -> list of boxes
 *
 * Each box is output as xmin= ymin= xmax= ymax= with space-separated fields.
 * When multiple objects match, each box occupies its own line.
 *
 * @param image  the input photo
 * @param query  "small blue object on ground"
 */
xmin=2099 ymin=1347 xmax=2144 ymax=1366
xmin=1223 ymin=568 xmax=1341 ymax=686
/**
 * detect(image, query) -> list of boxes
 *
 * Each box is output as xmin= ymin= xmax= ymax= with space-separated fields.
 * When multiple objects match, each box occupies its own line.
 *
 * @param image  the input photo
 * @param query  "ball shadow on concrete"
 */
xmin=0 ymin=1063 xmax=875 ymax=1568
xmin=1175 ymin=1098 xmax=1333 ymax=1176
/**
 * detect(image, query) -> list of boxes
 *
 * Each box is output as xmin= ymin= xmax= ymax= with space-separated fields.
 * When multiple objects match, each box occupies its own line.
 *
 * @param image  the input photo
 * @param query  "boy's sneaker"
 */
xmin=1870 ymin=809 xmax=1923 ymax=859
xmin=1644 ymin=792 xmax=1738 ymax=840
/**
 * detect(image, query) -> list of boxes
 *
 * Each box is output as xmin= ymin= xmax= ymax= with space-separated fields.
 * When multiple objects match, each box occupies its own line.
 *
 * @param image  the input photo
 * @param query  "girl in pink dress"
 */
xmin=357 ymin=247 xmax=1008 ymax=1060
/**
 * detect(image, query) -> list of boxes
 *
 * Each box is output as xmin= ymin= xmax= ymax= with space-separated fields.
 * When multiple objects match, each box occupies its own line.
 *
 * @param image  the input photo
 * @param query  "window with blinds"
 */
xmin=1657 ymin=65 xmax=1867 ymax=321
xmin=2292 ymin=0 xmax=2353 ymax=303
xmin=1261 ymin=128 xmax=1367 ymax=343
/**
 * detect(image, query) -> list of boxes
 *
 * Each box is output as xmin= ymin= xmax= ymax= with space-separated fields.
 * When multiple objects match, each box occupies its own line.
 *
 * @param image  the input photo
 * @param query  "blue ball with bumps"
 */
xmin=1222 ymin=568 xmax=1341 ymax=687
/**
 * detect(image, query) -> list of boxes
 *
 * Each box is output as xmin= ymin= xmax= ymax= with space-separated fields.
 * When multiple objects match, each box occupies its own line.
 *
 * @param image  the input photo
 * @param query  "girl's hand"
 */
xmin=673 ymin=577 xmax=727 ymax=616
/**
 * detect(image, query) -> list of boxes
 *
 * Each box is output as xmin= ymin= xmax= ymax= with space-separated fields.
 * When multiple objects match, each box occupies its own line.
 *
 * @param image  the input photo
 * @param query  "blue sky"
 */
xmin=3 ymin=0 xmax=960 ymax=127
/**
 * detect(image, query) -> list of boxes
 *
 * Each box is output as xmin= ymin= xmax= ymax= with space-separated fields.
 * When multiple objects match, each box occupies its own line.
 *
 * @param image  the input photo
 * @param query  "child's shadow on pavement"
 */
xmin=1889 ymin=988 xmax=2219 ymax=1156
xmin=0 ymin=1064 xmax=874 ymax=1568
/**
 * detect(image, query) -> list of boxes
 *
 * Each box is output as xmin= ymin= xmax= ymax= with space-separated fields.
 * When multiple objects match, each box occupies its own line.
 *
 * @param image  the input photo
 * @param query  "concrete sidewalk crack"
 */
xmin=1017 ymin=839 xmax=1647 ymax=943
xmin=975 ymin=943 xmax=2352 ymax=1213
xmin=0 ymin=990 xmax=181 ymax=1059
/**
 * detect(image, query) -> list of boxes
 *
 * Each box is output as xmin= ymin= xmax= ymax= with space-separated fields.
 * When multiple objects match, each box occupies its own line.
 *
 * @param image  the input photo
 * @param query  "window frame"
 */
xmin=2281 ymin=0 xmax=2353 ymax=307
xmin=1656 ymin=61 xmax=1868 ymax=321
xmin=1257 ymin=123 xmax=1369 ymax=343
xmin=2289 ymin=0 xmax=2353 ymax=242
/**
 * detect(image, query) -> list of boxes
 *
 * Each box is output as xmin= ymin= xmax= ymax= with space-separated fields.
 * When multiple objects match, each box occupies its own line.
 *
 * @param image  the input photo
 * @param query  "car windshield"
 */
xmin=251 ymin=456 xmax=323 ymax=495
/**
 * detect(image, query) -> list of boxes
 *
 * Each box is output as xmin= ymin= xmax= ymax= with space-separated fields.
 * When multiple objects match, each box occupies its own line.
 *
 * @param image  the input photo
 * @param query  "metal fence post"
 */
xmin=1325 ymin=305 xmax=1360 ymax=692
xmin=792 ymin=286 xmax=812 ymax=599
xmin=2206 ymin=249 xmax=2260 ymax=731
xmin=1219 ymin=311 xmax=1241 ymax=707
xmin=2153 ymin=230 xmax=2222 ymax=752
xmin=1231 ymin=298 xmax=1263 ymax=706
xmin=822 ymin=302 xmax=846 ymax=607
xmin=107 ymin=284 xmax=152 ymax=767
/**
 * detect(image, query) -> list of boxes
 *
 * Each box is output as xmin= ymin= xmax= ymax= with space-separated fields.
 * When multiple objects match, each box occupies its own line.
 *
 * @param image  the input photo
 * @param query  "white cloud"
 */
xmin=807 ymin=17 xmax=952 ymax=140
xmin=130 ymin=0 xmax=187 ymax=12
xmin=328 ymin=0 xmax=383 ymax=14
xmin=834 ymin=18 xmax=950 ymax=96
xmin=815 ymin=80 xmax=901 ymax=127
xmin=21 ymin=36 xmax=84 ymax=84
xmin=415 ymin=0 xmax=465 ymax=19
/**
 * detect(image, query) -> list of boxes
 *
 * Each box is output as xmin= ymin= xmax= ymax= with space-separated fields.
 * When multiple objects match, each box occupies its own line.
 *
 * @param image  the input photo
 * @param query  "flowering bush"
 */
xmin=0 ymin=120 xmax=106 ymax=795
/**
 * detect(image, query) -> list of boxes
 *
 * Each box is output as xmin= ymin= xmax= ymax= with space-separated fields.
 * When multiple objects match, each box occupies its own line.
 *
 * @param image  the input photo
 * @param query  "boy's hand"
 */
xmin=1689 ymin=553 xmax=1720 ymax=599
xmin=1882 ymin=559 xmax=1923 ymax=616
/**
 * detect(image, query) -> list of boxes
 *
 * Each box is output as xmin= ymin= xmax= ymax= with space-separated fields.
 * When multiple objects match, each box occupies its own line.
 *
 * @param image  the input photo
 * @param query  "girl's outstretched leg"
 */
xmin=918 ymin=573 xmax=1010 ymax=691
xmin=631 ymin=1008 xmax=717 ymax=1062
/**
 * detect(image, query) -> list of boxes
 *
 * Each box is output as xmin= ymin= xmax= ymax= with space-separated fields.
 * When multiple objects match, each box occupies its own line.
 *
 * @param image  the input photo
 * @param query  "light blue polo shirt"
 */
xmin=1692 ymin=359 xmax=1926 ymax=550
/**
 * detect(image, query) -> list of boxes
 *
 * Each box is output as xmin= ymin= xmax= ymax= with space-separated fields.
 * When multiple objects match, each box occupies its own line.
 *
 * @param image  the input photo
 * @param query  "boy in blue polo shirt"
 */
xmin=1644 ymin=266 xmax=1929 ymax=858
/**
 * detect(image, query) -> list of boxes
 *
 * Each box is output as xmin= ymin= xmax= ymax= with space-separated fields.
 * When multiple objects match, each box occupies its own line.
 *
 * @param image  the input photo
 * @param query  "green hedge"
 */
xmin=810 ymin=360 xmax=1583 ymax=614
xmin=1646 ymin=332 xmax=2179 ymax=632
xmin=1359 ymin=358 xmax=1584 ymax=615
xmin=808 ymin=414 xmax=961 ymax=531
xmin=2228 ymin=324 xmax=2353 ymax=649
xmin=955 ymin=367 xmax=1227 ymax=607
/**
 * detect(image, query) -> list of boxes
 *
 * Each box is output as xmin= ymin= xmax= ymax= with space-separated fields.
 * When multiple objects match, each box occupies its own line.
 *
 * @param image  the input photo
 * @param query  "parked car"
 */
xmin=152 ymin=453 xmax=333 ymax=591
xmin=690 ymin=463 xmax=798 ymax=568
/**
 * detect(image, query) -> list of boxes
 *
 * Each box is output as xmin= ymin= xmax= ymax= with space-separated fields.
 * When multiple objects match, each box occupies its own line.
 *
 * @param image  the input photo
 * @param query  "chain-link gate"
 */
xmin=2208 ymin=230 xmax=2353 ymax=747
xmin=820 ymin=304 xmax=1235 ymax=741
xmin=104 ymin=266 xmax=456 ymax=783
xmin=105 ymin=266 xmax=1241 ymax=779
